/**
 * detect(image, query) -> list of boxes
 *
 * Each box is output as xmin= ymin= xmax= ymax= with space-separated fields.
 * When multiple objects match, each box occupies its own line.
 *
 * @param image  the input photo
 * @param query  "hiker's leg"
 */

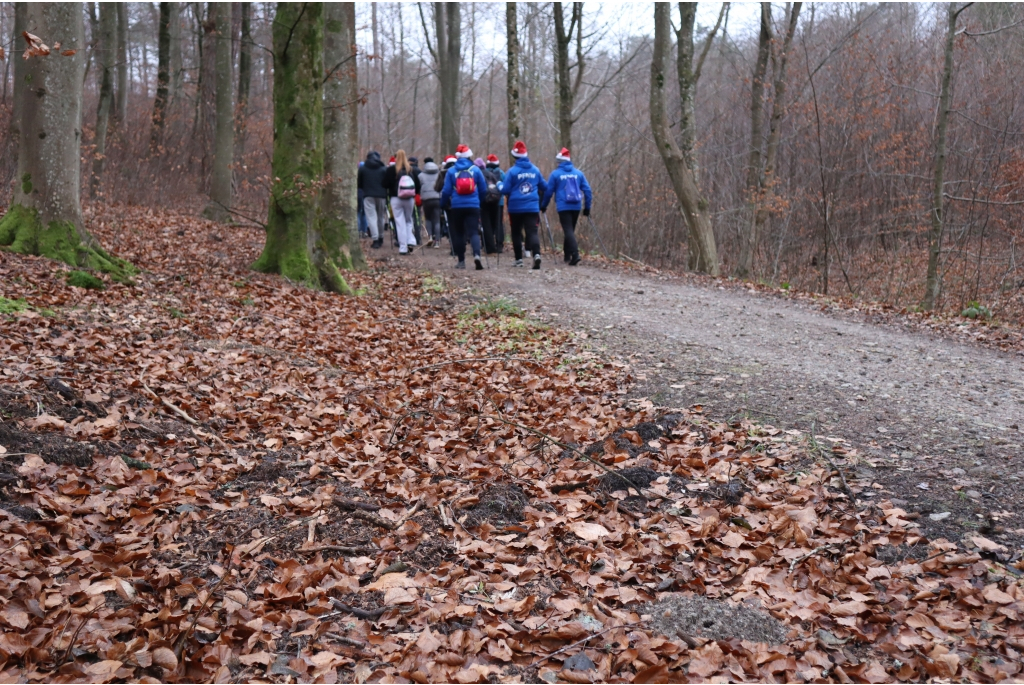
xmin=402 ymin=199 xmax=416 ymax=246
xmin=524 ymin=213 xmax=541 ymax=257
xmin=375 ymin=199 xmax=389 ymax=239
xmin=424 ymin=201 xmax=440 ymax=242
xmin=390 ymin=198 xmax=407 ymax=251
xmin=496 ymin=206 xmax=505 ymax=252
xmin=449 ymin=208 xmax=467 ymax=262
xmin=363 ymin=197 xmax=380 ymax=240
xmin=467 ymin=208 xmax=482 ymax=258
xmin=509 ymin=213 xmax=524 ymax=261
xmin=559 ymin=210 xmax=579 ymax=261
xmin=480 ymin=203 xmax=495 ymax=253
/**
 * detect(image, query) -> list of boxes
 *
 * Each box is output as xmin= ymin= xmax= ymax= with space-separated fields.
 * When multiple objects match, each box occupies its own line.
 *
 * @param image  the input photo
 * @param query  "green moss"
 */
xmin=20 ymin=173 xmax=32 ymax=195
xmin=66 ymin=270 xmax=105 ymax=290
xmin=0 ymin=204 xmax=135 ymax=284
xmin=0 ymin=297 xmax=31 ymax=314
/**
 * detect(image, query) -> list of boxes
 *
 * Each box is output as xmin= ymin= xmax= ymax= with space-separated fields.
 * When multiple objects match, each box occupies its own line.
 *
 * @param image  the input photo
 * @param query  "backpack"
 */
xmin=398 ymin=173 xmax=416 ymax=198
xmin=563 ymin=175 xmax=582 ymax=204
xmin=455 ymin=169 xmax=476 ymax=196
xmin=483 ymin=169 xmax=501 ymax=203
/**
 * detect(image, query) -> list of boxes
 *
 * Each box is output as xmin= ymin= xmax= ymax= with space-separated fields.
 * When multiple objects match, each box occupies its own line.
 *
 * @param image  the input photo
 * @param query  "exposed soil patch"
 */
xmin=597 ymin=466 xmax=660 ymax=493
xmin=0 ymin=416 xmax=95 ymax=467
xmin=644 ymin=594 xmax=789 ymax=645
xmin=462 ymin=483 xmax=529 ymax=528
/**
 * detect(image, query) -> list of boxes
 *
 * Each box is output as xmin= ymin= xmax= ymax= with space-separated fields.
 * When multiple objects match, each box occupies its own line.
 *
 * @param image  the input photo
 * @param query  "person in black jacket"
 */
xmin=357 ymin=151 xmax=388 ymax=248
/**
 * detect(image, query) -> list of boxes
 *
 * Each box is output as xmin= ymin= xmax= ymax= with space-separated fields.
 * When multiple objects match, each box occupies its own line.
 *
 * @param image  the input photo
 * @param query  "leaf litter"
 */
xmin=0 ymin=204 xmax=1021 ymax=682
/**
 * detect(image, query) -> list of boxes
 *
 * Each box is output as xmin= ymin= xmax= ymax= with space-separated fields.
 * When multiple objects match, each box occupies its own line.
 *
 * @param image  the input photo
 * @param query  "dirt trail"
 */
xmin=394 ymin=243 xmax=1024 ymax=542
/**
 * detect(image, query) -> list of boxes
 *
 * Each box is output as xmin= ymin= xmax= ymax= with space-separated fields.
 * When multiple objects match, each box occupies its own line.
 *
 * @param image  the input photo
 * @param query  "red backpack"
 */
xmin=455 ymin=169 xmax=476 ymax=196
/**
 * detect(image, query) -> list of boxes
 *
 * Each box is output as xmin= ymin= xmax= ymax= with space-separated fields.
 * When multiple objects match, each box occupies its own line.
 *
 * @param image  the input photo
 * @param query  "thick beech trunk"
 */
xmin=650 ymin=2 xmax=718 ymax=276
xmin=202 ymin=2 xmax=234 ymax=222
xmin=0 ymin=3 xmax=132 ymax=282
xmin=235 ymin=1 xmax=251 ymax=158
xmin=322 ymin=2 xmax=365 ymax=272
xmin=436 ymin=2 xmax=460 ymax=155
xmin=151 ymin=1 xmax=172 ymax=147
xmin=253 ymin=2 xmax=351 ymax=294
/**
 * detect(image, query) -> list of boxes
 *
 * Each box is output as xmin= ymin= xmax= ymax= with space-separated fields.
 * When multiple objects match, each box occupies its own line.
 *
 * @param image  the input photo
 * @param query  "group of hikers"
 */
xmin=356 ymin=140 xmax=593 ymax=271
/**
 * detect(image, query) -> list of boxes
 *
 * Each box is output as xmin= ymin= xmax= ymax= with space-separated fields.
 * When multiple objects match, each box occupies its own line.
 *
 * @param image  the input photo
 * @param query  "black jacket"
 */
xmin=383 ymin=165 xmax=422 ymax=198
xmin=357 ymin=151 xmax=388 ymax=199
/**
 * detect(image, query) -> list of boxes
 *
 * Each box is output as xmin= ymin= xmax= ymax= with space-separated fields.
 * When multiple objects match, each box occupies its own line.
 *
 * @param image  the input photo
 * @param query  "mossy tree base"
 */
xmin=0 ymin=204 xmax=135 ymax=283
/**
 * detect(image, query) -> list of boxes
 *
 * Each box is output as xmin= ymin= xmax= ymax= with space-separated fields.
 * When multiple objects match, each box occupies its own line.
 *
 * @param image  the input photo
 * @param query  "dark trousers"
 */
xmin=509 ymin=212 xmax=541 ymax=261
xmin=480 ymin=202 xmax=504 ymax=253
xmin=558 ymin=210 xmax=580 ymax=261
xmin=447 ymin=207 xmax=481 ymax=262
xmin=423 ymin=199 xmax=441 ymax=243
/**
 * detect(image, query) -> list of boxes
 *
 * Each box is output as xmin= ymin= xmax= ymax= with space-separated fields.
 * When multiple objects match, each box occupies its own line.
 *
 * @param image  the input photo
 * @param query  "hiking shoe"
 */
xmin=425 ymin=237 xmax=434 ymax=248
xmin=513 ymin=259 xmax=524 ymax=267
xmin=532 ymin=254 xmax=541 ymax=270
xmin=524 ymin=250 xmax=532 ymax=260
xmin=474 ymin=256 xmax=483 ymax=270
xmin=569 ymin=254 xmax=581 ymax=266
xmin=433 ymin=242 xmax=441 ymax=249
xmin=371 ymin=238 xmax=383 ymax=249
xmin=455 ymin=260 xmax=466 ymax=270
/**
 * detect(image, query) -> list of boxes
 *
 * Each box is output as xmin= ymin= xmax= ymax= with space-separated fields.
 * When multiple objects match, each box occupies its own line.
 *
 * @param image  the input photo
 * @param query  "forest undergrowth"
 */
xmin=0 ymin=204 xmax=1022 ymax=683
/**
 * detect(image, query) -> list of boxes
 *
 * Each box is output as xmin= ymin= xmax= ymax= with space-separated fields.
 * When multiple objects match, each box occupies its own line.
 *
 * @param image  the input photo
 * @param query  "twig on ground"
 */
xmin=334 ymin=499 xmax=380 ymax=512
xmin=174 ymin=559 xmax=233 ymax=657
xmin=297 ymin=545 xmax=376 ymax=555
xmin=808 ymin=422 xmax=855 ymax=502
xmin=328 ymin=597 xmax=386 ymax=621
xmin=528 ymin=621 xmax=639 ymax=669
xmin=142 ymin=383 xmax=198 ymax=425
xmin=411 ymin=356 xmax=545 ymax=373
xmin=323 ymin=633 xmax=370 ymax=650
xmin=337 ymin=499 xmax=421 ymax=530
xmin=56 ymin=601 xmax=106 ymax=669
xmin=789 ymin=544 xmax=843 ymax=572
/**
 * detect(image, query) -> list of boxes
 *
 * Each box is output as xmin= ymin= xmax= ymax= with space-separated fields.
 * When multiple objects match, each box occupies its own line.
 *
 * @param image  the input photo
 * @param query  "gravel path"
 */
xmin=395 ymin=244 xmax=1024 ymax=541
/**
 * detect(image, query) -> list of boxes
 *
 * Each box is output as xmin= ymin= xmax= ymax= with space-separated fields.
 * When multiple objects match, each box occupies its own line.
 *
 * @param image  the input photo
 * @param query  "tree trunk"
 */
xmin=323 ymin=2 xmax=365 ymax=274
xmin=552 ymin=2 xmax=579 ymax=150
xmin=152 ymin=1 xmax=172 ymax=147
xmin=650 ymin=2 xmax=718 ymax=276
xmin=115 ymin=2 xmax=128 ymax=123
xmin=235 ymin=1 xmax=251 ymax=159
xmin=922 ymin=3 xmax=965 ymax=310
xmin=439 ymin=2 xmax=461 ymax=154
xmin=10 ymin=3 xmax=28 ymax=151
xmin=736 ymin=2 xmax=771 ymax=278
xmin=506 ymin=2 xmax=521 ymax=152
xmin=751 ymin=3 xmax=801 ymax=262
xmin=169 ymin=2 xmax=182 ymax=102
xmin=676 ymin=2 xmax=699 ymax=269
xmin=254 ymin=2 xmax=350 ymax=294
xmin=196 ymin=3 xmax=217 ymax=183
xmin=202 ymin=2 xmax=234 ymax=222
xmin=434 ymin=2 xmax=447 ymax=152
xmin=90 ymin=2 xmax=116 ymax=198
xmin=0 ymin=3 xmax=132 ymax=281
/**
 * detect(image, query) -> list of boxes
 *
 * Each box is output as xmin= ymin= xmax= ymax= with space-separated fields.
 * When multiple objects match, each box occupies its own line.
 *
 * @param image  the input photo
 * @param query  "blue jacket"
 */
xmin=441 ymin=158 xmax=488 ymax=209
xmin=541 ymin=161 xmax=593 ymax=212
xmin=501 ymin=157 xmax=547 ymax=214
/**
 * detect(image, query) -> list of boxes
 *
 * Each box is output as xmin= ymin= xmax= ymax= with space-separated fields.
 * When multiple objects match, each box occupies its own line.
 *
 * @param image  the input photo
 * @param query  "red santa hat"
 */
xmin=556 ymin=147 xmax=571 ymax=162
xmin=443 ymin=155 xmax=456 ymax=167
xmin=511 ymin=140 xmax=528 ymax=158
xmin=388 ymin=156 xmax=396 ymax=165
xmin=486 ymin=154 xmax=499 ymax=164
xmin=455 ymin=144 xmax=473 ymax=159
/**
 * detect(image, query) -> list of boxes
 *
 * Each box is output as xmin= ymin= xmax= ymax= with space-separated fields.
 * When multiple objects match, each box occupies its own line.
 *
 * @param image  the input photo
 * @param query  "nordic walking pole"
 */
xmin=542 ymin=213 xmax=557 ymax=255
xmin=587 ymin=215 xmax=612 ymax=259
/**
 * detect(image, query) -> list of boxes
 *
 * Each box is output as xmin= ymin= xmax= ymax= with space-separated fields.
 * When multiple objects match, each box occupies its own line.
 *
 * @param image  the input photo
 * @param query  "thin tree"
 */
xmin=440 ymin=3 xmax=461 ymax=154
xmin=203 ymin=2 xmax=234 ymax=222
xmin=115 ymin=2 xmax=128 ymax=123
xmin=90 ymin=2 xmax=116 ymax=197
xmin=253 ymin=2 xmax=352 ymax=294
xmin=922 ymin=3 xmax=972 ymax=310
xmin=151 ymin=1 xmax=173 ymax=148
xmin=677 ymin=2 xmax=726 ymax=270
xmin=0 ymin=3 xmax=132 ymax=281
xmin=10 ymin=3 xmax=27 ymax=152
xmin=506 ymin=2 xmax=521 ymax=152
xmin=235 ymin=1 xmax=251 ymax=159
xmin=552 ymin=2 xmax=580 ymax=150
xmin=322 ymin=2 xmax=365 ymax=272
xmin=650 ymin=2 xmax=718 ymax=275
xmin=738 ymin=2 xmax=801 ymax=278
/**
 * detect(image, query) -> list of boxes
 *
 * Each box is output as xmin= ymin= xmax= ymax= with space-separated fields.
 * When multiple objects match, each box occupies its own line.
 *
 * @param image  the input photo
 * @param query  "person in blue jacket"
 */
xmin=501 ymin=140 xmax=547 ymax=269
xmin=540 ymin=147 xmax=593 ymax=266
xmin=440 ymin=144 xmax=488 ymax=270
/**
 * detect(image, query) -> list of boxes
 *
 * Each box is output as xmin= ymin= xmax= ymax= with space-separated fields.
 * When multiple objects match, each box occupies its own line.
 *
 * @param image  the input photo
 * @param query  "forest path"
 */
xmin=400 ymin=242 xmax=1024 ymax=539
